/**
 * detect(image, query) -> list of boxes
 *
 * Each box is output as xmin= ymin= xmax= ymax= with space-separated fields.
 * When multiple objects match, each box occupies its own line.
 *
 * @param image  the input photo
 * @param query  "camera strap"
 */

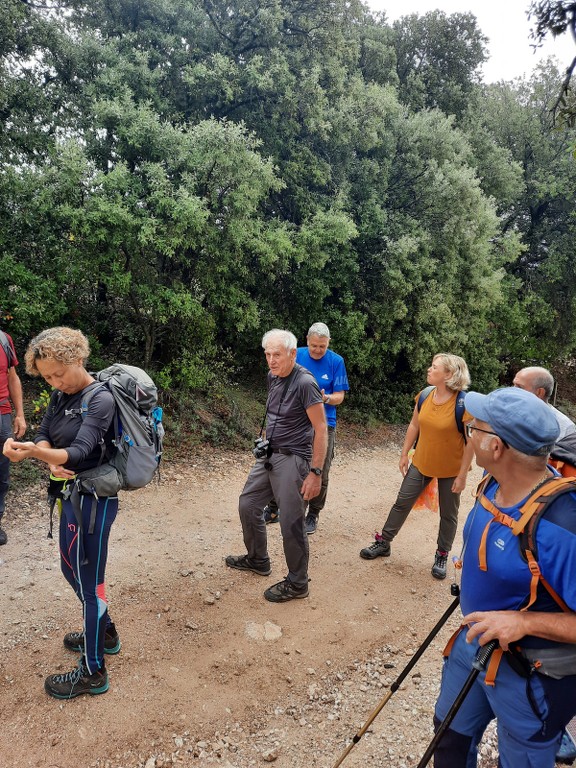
xmin=259 ymin=366 xmax=300 ymax=437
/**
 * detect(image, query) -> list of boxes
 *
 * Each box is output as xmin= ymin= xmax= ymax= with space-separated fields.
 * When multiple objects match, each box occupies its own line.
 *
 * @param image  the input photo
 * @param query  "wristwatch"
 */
xmin=310 ymin=467 xmax=322 ymax=476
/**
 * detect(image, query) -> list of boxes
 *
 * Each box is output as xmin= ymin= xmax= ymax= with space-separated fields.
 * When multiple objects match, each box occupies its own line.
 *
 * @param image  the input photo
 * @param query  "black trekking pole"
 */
xmin=331 ymin=587 xmax=461 ymax=768
xmin=415 ymin=639 xmax=498 ymax=768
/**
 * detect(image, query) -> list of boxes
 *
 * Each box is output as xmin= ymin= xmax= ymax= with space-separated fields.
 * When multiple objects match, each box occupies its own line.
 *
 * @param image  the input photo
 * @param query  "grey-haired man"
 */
xmin=264 ymin=322 xmax=349 ymax=534
xmin=226 ymin=329 xmax=327 ymax=602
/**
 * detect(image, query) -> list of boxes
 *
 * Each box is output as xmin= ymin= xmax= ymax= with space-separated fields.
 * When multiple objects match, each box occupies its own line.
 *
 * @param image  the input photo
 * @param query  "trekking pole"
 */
xmin=415 ymin=639 xmax=498 ymax=768
xmin=331 ymin=589 xmax=461 ymax=768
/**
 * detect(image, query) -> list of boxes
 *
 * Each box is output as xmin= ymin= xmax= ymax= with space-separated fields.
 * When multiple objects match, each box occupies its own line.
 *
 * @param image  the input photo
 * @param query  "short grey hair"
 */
xmin=262 ymin=329 xmax=297 ymax=352
xmin=307 ymin=322 xmax=330 ymax=339
xmin=519 ymin=366 xmax=554 ymax=401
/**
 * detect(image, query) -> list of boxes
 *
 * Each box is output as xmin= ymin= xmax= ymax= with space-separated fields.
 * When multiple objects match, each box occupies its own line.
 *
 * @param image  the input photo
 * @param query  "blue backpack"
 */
xmin=416 ymin=385 xmax=467 ymax=443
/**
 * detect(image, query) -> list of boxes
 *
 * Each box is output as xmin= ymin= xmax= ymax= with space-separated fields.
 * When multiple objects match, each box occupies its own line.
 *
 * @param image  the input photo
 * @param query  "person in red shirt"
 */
xmin=0 ymin=329 xmax=26 ymax=544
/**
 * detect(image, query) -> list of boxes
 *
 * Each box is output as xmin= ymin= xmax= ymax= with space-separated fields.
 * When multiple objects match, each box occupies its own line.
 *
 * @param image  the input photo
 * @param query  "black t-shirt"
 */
xmin=35 ymin=385 xmax=115 ymax=473
xmin=265 ymin=364 xmax=323 ymax=460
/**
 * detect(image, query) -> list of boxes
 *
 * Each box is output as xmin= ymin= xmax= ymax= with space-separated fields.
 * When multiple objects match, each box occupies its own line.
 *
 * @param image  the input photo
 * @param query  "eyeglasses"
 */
xmin=465 ymin=424 xmax=509 ymax=449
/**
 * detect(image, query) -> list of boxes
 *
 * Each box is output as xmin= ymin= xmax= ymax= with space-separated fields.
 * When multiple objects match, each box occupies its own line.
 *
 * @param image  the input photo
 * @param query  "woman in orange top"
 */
xmin=360 ymin=353 xmax=474 ymax=579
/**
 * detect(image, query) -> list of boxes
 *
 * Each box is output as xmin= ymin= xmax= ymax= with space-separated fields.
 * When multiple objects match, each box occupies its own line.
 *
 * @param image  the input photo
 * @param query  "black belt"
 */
xmin=271 ymin=448 xmax=293 ymax=456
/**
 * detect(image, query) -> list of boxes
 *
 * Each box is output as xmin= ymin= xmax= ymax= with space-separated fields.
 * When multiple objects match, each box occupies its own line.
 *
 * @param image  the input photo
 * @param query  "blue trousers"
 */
xmin=434 ymin=629 xmax=576 ymax=768
xmin=59 ymin=492 xmax=118 ymax=674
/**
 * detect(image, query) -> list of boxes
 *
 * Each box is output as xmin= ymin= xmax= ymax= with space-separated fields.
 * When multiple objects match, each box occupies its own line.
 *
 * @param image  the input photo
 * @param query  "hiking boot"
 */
xmin=63 ymin=622 xmax=121 ymax=655
xmin=225 ymin=554 xmax=271 ymax=576
xmin=431 ymin=550 xmax=448 ymax=580
xmin=264 ymin=578 xmax=309 ymax=603
xmin=0 ymin=527 xmax=6 ymax=545
xmin=360 ymin=533 xmax=391 ymax=559
xmin=44 ymin=658 xmax=109 ymax=699
xmin=263 ymin=505 xmax=280 ymax=524
xmin=557 ymin=730 xmax=576 ymax=765
xmin=305 ymin=514 xmax=318 ymax=535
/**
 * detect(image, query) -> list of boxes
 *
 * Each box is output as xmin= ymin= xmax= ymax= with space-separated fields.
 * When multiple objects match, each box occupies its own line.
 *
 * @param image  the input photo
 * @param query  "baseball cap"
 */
xmin=465 ymin=387 xmax=560 ymax=456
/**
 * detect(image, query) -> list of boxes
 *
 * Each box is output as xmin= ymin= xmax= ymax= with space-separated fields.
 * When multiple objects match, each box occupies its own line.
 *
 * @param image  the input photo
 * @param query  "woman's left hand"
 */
xmin=49 ymin=464 xmax=75 ymax=479
xmin=3 ymin=438 xmax=37 ymax=462
xmin=451 ymin=474 xmax=467 ymax=494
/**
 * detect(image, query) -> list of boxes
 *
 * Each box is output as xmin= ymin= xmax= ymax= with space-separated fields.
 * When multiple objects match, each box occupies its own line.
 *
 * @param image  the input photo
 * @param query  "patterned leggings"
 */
xmin=59 ymin=492 xmax=118 ymax=674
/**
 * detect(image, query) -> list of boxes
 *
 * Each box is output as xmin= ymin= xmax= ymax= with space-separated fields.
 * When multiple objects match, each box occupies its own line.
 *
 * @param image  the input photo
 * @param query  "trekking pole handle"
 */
xmin=473 ymin=640 xmax=498 ymax=672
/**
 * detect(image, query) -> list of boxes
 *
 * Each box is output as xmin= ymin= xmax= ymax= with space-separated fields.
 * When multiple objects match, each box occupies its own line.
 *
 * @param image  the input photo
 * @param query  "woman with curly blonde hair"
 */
xmin=4 ymin=327 xmax=120 ymax=699
xmin=360 ymin=353 xmax=474 ymax=579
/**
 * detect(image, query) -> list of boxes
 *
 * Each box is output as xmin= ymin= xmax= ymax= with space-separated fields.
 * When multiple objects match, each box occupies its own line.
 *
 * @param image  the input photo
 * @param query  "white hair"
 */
xmin=261 ymin=329 xmax=297 ymax=351
xmin=307 ymin=322 xmax=330 ymax=339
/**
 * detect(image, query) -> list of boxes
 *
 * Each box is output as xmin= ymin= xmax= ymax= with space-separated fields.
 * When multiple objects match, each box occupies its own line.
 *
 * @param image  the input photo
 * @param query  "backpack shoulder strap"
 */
xmin=515 ymin=476 xmax=576 ymax=611
xmin=0 ymin=330 xmax=15 ymax=368
xmin=417 ymin=385 xmax=435 ymax=411
xmin=62 ymin=381 xmax=107 ymax=418
xmin=80 ymin=381 xmax=107 ymax=416
xmin=455 ymin=391 xmax=467 ymax=443
xmin=512 ymin=476 xmax=576 ymax=537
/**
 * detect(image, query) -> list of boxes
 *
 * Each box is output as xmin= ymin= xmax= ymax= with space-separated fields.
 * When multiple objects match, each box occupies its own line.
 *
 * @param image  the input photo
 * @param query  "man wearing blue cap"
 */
xmin=433 ymin=387 xmax=576 ymax=768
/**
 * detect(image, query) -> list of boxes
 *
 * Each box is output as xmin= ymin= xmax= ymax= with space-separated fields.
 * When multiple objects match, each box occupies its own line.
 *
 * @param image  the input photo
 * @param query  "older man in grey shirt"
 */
xmin=226 ymin=329 xmax=327 ymax=603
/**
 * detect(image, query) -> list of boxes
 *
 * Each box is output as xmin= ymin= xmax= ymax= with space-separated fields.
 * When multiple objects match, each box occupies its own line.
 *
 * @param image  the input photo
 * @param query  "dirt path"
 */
xmin=0 ymin=442 xmax=537 ymax=767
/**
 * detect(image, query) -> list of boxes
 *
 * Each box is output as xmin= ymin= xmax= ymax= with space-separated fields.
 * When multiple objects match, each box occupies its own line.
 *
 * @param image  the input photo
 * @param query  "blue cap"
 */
xmin=465 ymin=387 xmax=560 ymax=456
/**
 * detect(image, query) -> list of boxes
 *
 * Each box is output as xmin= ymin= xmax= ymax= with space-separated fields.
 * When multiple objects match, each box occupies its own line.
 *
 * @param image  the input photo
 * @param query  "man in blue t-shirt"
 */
xmin=264 ymin=322 xmax=349 ymax=535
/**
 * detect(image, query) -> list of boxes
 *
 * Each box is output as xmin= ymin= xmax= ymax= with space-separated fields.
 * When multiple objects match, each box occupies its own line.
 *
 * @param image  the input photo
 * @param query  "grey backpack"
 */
xmin=82 ymin=364 xmax=165 ymax=491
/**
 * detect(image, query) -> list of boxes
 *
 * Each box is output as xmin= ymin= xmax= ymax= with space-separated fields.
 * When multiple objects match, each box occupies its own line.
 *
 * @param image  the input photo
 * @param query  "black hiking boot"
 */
xmin=44 ymin=657 xmax=109 ymax=699
xmin=431 ymin=550 xmax=448 ymax=580
xmin=360 ymin=533 xmax=391 ymax=559
xmin=264 ymin=578 xmax=309 ymax=602
xmin=63 ymin=622 xmax=121 ymax=655
xmin=225 ymin=554 xmax=271 ymax=576
xmin=263 ymin=505 xmax=280 ymax=524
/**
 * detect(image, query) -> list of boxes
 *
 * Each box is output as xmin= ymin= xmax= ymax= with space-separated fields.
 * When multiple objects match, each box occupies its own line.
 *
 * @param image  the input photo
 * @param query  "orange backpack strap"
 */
xmin=524 ymin=549 xmax=571 ymax=612
xmin=443 ymin=625 xmax=465 ymax=658
xmin=476 ymin=491 xmax=515 ymax=571
xmin=484 ymin=647 xmax=504 ymax=687
xmin=513 ymin=477 xmax=576 ymax=611
xmin=511 ymin=477 xmax=573 ymax=536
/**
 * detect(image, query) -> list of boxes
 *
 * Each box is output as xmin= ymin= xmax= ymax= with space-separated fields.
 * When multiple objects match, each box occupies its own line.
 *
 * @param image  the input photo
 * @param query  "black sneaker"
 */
xmin=264 ymin=578 xmax=309 ymax=602
xmin=0 ymin=527 xmax=7 ymax=545
xmin=225 ymin=554 xmax=271 ymax=576
xmin=263 ymin=505 xmax=280 ymax=524
xmin=44 ymin=658 xmax=109 ymax=699
xmin=63 ymin=622 xmax=121 ymax=655
xmin=360 ymin=533 xmax=391 ymax=559
xmin=305 ymin=514 xmax=318 ymax=535
xmin=431 ymin=550 xmax=448 ymax=580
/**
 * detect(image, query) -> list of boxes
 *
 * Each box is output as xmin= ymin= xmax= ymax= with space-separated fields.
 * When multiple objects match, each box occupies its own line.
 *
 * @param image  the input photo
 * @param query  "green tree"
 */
xmin=392 ymin=10 xmax=488 ymax=118
xmin=471 ymin=63 xmax=576 ymax=362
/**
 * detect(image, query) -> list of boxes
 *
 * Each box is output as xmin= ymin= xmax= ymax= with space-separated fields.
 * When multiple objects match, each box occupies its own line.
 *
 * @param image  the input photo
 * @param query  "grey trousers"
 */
xmin=267 ymin=426 xmax=336 ymax=519
xmin=238 ymin=452 xmax=310 ymax=588
xmin=0 ymin=413 xmax=12 ymax=520
xmin=381 ymin=463 xmax=461 ymax=553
